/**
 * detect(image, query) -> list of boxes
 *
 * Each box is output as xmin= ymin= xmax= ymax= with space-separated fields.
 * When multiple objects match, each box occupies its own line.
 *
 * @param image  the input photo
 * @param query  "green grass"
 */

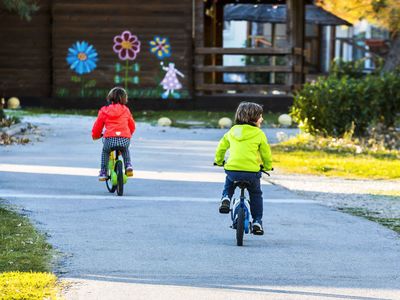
xmin=0 ymin=205 xmax=53 ymax=272
xmin=272 ymin=133 xmax=400 ymax=180
xmin=5 ymin=108 xmax=284 ymax=128
xmin=272 ymin=149 xmax=400 ymax=180
xmin=338 ymin=207 xmax=400 ymax=234
xmin=0 ymin=203 xmax=59 ymax=299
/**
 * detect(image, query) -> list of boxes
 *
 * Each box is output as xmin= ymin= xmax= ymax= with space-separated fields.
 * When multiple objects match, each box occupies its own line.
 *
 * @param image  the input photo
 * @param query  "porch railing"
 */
xmin=193 ymin=47 xmax=307 ymax=96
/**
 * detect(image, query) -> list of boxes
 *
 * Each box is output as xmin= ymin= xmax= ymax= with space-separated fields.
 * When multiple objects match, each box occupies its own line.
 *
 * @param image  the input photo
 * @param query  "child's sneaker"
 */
xmin=252 ymin=220 xmax=264 ymax=235
xmin=98 ymin=169 xmax=107 ymax=181
xmin=219 ymin=196 xmax=230 ymax=214
xmin=125 ymin=163 xmax=133 ymax=177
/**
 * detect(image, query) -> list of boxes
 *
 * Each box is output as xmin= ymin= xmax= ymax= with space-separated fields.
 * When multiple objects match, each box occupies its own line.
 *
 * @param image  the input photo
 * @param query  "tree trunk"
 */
xmin=382 ymin=34 xmax=400 ymax=72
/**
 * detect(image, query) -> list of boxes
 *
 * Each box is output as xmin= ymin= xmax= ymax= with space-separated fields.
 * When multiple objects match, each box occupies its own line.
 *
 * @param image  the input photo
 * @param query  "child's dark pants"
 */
xmin=222 ymin=170 xmax=263 ymax=222
xmin=101 ymin=137 xmax=131 ymax=171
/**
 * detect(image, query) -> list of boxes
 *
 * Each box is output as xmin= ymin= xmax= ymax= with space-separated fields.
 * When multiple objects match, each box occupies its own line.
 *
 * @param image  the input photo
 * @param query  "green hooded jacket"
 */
xmin=214 ymin=124 xmax=272 ymax=172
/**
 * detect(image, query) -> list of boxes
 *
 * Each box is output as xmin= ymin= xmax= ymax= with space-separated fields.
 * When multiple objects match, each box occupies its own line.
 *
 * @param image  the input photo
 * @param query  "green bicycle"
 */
xmin=105 ymin=148 xmax=129 ymax=196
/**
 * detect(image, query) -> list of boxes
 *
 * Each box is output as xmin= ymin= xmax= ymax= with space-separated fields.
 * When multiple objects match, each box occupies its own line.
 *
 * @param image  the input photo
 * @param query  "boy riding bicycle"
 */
xmin=214 ymin=102 xmax=272 ymax=235
xmin=92 ymin=87 xmax=136 ymax=181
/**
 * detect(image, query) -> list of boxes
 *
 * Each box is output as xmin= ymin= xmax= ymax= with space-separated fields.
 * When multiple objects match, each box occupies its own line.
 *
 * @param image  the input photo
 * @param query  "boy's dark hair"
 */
xmin=107 ymin=87 xmax=128 ymax=105
xmin=234 ymin=102 xmax=263 ymax=125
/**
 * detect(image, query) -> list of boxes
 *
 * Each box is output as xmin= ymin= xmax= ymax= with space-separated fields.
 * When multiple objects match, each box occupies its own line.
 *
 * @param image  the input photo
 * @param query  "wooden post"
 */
xmin=329 ymin=25 xmax=336 ymax=70
xmin=50 ymin=1 xmax=55 ymax=98
xmin=246 ymin=21 xmax=253 ymax=48
xmin=287 ymin=0 xmax=305 ymax=90
xmin=215 ymin=2 xmax=224 ymax=84
xmin=194 ymin=0 xmax=205 ymax=95
xmin=317 ymin=25 xmax=322 ymax=73
xmin=271 ymin=23 xmax=276 ymax=84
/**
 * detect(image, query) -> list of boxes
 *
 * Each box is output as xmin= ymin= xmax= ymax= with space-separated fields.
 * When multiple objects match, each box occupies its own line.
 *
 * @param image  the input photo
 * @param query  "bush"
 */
xmin=291 ymin=70 xmax=400 ymax=137
xmin=330 ymin=58 xmax=366 ymax=79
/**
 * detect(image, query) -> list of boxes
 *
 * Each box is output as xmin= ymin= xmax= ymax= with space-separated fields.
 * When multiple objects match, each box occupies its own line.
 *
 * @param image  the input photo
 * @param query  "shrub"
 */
xmin=330 ymin=58 xmax=366 ymax=79
xmin=291 ymin=70 xmax=400 ymax=137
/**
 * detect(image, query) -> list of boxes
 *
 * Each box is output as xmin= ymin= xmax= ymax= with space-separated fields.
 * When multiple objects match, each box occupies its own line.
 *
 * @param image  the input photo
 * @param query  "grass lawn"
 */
xmin=272 ymin=148 xmax=400 ymax=180
xmin=0 ymin=203 xmax=59 ymax=299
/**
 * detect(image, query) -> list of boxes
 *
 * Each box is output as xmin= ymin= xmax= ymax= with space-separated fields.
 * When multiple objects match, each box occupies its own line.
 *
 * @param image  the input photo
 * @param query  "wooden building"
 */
xmin=0 ymin=0 xmax=316 ymax=110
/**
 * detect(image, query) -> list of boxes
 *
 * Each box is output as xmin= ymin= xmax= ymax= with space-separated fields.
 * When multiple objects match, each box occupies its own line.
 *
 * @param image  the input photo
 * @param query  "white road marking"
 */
xmin=0 ymin=163 xmax=271 ymax=184
xmin=0 ymin=192 xmax=314 ymax=203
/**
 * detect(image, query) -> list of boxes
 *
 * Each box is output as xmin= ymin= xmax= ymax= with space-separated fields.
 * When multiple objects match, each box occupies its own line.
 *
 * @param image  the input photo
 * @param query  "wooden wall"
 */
xmin=0 ymin=0 xmax=193 ymax=100
xmin=0 ymin=0 xmax=51 ymax=97
xmin=52 ymin=0 xmax=193 ymax=99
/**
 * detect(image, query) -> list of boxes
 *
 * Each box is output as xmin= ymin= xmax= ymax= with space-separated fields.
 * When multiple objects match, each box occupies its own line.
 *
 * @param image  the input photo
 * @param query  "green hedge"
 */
xmin=291 ymin=70 xmax=400 ymax=137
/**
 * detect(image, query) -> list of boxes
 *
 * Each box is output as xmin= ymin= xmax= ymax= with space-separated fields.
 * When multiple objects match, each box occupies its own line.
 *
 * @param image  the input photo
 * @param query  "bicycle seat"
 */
xmin=110 ymin=146 xmax=125 ymax=152
xmin=233 ymin=181 xmax=251 ymax=190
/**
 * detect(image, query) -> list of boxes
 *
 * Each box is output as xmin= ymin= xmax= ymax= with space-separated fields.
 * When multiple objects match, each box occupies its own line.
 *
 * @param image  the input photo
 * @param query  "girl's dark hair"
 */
xmin=234 ymin=102 xmax=263 ymax=125
xmin=107 ymin=87 xmax=128 ymax=105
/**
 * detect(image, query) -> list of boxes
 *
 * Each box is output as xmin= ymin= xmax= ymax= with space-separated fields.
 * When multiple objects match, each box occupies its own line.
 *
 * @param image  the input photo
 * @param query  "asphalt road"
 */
xmin=0 ymin=115 xmax=399 ymax=300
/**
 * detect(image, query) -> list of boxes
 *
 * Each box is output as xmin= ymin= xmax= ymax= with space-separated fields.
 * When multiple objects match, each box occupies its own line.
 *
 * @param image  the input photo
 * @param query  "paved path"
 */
xmin=0 ymin=115 xmax=399 ymax=300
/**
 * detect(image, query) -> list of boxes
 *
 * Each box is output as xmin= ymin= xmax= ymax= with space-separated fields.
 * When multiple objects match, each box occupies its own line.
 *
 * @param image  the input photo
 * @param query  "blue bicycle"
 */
xmin=229 ymin=169 xmax=271 ymax=246
xmin=231 ymin=181 xmax=252 ymax=246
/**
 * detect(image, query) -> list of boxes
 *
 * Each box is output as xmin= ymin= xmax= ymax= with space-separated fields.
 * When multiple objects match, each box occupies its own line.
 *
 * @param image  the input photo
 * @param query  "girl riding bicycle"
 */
xmin=92 ymin=87 xmax=136 ymax=181
xmin=214 ymin=102 xmax=272 ymax=235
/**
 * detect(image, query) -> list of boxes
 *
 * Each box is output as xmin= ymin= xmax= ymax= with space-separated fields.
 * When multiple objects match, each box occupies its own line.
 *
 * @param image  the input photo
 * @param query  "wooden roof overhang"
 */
xmin=224 ymin=4 xmax=352 ymax=26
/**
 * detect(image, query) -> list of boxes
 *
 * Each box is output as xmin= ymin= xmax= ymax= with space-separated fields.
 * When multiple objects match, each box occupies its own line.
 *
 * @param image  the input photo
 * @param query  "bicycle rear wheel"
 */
xmin=116 ymin=160 xmax=124 ymax=196
xmin=236 ymin=207 xmax=245 ymax=246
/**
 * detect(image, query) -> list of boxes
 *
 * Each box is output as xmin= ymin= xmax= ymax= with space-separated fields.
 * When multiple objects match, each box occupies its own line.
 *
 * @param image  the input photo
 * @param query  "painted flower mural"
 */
xmin=113 ymin=30 xmax=141 ymax=92
xmin=149 ymin=36 xmax=171 ymax=60
xmin=66 ymin=41 xmax=98 ymax=96
xmin=66 ymin=41 xmax=98 ymax=74
xmin=113 ymin=30 xmax=141 ymax=60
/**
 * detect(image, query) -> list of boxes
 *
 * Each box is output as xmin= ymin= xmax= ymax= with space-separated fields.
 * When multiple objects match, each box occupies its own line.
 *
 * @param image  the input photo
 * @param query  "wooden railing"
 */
xmin=193 ymin=47 xmax=307 ymax=96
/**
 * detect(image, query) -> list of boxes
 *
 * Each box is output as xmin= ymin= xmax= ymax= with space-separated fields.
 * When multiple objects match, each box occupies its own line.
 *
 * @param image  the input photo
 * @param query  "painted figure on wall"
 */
xmin=160 ymin=62 xmax=185 ymax=99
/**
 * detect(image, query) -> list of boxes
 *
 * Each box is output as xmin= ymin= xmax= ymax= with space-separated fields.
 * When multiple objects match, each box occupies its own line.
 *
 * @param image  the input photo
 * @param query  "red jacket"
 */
xmin=92 ymin=103 xmax=135 ymax=139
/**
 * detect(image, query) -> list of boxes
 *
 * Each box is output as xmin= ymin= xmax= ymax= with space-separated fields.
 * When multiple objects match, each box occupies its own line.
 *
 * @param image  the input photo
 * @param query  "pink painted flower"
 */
xmin=113 ymin=30 xmax=141 ymax=61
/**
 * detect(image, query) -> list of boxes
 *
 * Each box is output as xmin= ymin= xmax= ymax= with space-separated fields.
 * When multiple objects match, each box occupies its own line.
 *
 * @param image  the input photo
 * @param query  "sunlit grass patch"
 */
xmin=272 ymin=149 xmax=400 ymax=179
xmin=366 ymin=190 xmax=400 ymax=198
xmin=0 ymin=204 xmax=59 ymax=299
xmin=271 ymin=132 xmax=400 ymax=180
xmin=272 ymin=133 xmax=400 ymax=181
xmin=0 ymin=272 xmax=59 ymax=300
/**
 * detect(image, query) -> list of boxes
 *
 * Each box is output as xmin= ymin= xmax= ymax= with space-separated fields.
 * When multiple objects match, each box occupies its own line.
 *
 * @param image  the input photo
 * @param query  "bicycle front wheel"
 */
xmin=106 ymin=169 xmax=116 ymax=193
xmin=116 ymin=160 xmax=124 ymax=196
xmin=236 ymin=207 xmax=245 ymax=246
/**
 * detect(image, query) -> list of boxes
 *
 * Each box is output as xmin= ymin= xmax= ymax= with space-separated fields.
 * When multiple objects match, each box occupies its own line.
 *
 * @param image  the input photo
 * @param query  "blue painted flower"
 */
xmin=66 ymin=41 xmax=98 ymax=75
xmin=149 ymin=36 xmax=171 ymax=60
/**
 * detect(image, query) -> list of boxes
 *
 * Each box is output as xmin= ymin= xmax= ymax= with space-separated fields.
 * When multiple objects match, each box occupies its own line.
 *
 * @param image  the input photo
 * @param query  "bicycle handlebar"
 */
xmin=213 ymin=162 xmax=273 ymax=176
xmin=213 ymin=160 xmax=225 ymax=167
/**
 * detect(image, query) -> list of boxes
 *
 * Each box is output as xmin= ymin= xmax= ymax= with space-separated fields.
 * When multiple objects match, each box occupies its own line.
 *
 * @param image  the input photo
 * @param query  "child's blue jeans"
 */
xmin=222 ymin=170 xmax=263 ymax=222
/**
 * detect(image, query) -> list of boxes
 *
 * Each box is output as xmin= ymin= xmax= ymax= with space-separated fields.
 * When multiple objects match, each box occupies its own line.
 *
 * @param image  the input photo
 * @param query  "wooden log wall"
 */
xmin=0 ymin=0 xmax=51 ymax=97
xmin=0 ymin=0 xmax=193 ymax=100
xmin=52 ymin=0 xmax=193 ymax=99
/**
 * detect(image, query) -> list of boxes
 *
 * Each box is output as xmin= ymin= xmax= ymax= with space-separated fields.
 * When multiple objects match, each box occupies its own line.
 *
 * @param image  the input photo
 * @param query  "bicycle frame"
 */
xmin=231 ymin=185 xmax=251 ymax=234
xmin=108 ymin=150 xmax=127 ymax=185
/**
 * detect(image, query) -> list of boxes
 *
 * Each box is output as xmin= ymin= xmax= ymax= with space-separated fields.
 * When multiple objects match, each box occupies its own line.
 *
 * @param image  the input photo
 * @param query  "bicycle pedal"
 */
xmin=125 ymin=170 xmax=134 ymax=177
